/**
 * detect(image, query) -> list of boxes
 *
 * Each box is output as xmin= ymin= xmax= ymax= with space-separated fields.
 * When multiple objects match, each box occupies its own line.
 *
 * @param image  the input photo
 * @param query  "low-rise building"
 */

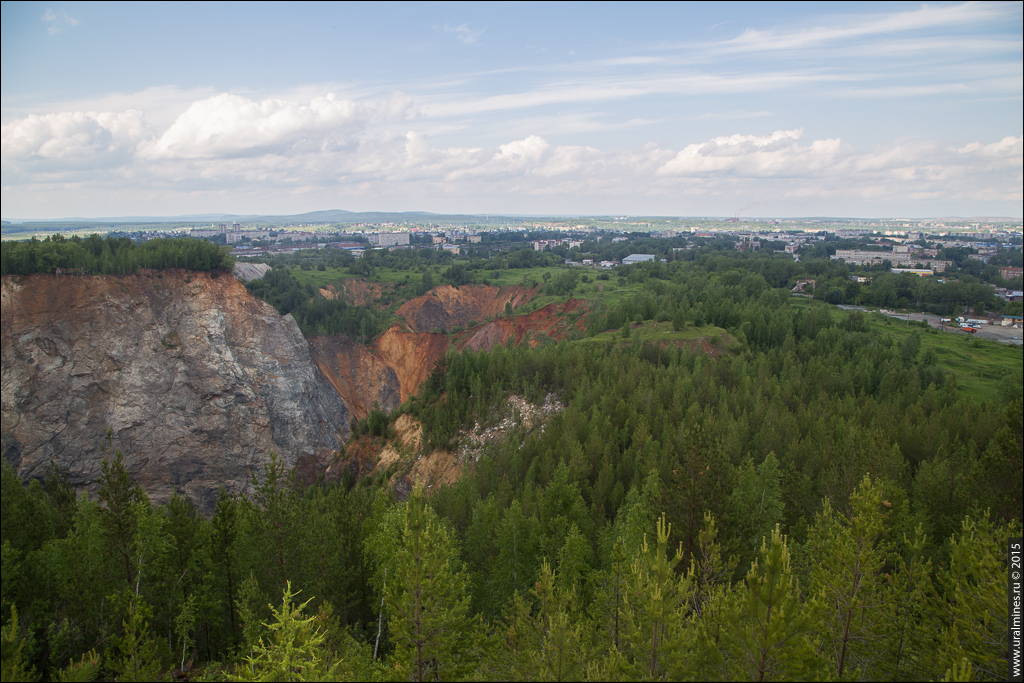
xmin=999 ymin=266 xmax=1023 ymax=281
xmin=890 ymin=268 xmax=934 ymax=276
xmin=622 ymin=253 xmax=656 ymax=265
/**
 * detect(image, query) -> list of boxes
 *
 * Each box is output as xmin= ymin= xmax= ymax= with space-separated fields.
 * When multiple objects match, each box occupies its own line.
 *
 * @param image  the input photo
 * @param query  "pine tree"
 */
xmin=719 ymin=525 xmax=825 ymax=681
xmin=604 ymin=513 xmax=692 ymax=681
xmin=1 ymin=605 xmax=36 ymax=682
xmin=211 ymin=490 xmax=241 ymax=649
xmin=97 ymin=453 xmax=145 ymax=585
xmin=591 ymin=474 xmax=660 ymax=655
xmin=106 ymin=593 xmax=164 ymax=682
xmin=875 ymin=524 xmax=940 ymax=681
xmin=937 ymin=513 xmax=1020 ymax=681
xmin=682 ymin=511 xmax=737 ymax=680
xmin=500 ymin=560 xmax=589 ymax=682
xmin=54 ymin=650 xmax=101 ymax=682
xmin=373 ymin=492 xmax=473 ymax=682
xmin=726 ymin=453 xmax=784 ymax=572
xmin=806 ymin=475 xmax=891 ymax=679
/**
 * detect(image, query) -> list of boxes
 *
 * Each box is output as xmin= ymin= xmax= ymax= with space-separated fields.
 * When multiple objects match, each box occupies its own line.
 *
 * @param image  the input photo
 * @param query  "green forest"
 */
xmin=244 ymin=267 xmax=393 ymax=342
xmin=2 ymin=244 xmax=1022 ymax=682
xmin=0 ymin=235 xmax=234 ymax=276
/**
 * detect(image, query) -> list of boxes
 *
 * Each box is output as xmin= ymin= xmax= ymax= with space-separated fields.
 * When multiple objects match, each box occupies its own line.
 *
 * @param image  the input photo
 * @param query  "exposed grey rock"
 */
xmin=1 ymin=270 xmax=349 ymax=512
xmin=232 ymin=262 xmax=271 ymax=282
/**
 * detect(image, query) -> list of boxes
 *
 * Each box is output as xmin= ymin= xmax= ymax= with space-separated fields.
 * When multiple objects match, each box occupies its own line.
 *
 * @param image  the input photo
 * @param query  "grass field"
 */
xmin=576 ymin=320 xmax=736 ymax=348
xmin=289 ymin=267 xmax=354 ymax=289
xmin=793 ymin=296 xmax=1022 ymax=402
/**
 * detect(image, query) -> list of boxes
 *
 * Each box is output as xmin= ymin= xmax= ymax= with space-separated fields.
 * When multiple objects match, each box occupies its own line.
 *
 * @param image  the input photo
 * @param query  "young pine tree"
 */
xmin=500 ymin=560 xmax=589 ymax=682
xmin=805 ymin=475 xmax=892 ymax=680
xmin=937 ymin=513 xmax=1021 ymax=681
xmin=601 ymin=513 xmax=692 ymax=681
xmin=875 ymin=524 xmax=940 ymax=681
xmin=371 ymin=492 xmax=474 ymax=682
xmin=718 ymin=525 xmax=826 ymax=682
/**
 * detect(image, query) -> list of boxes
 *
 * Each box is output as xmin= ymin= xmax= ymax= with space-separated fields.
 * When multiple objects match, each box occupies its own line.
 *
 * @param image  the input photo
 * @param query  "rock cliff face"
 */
xmin=310 ymin=285 xmax=535 ymax=421
xmin=232 ymin=262 xmax=271 ymax=282
xmin=310 ymin=326 xmax=449 ymax=420
xmin=308 ymin=286 xmax=592 ymax=422
xmin=1 ymin=271 xmax=349 ymax=511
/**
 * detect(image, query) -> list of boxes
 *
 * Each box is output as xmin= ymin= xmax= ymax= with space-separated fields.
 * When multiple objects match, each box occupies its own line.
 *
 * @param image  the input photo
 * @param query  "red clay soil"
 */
xmin=373 ymin=326 xmax=450 ymax=403
xmin=396 ymin=284 xmax=535 ymax=332
xmin=311 ymin=288 xmax=587 ymax=421
xmin=310 ymin=325 xmax=449 ymax=421
xmin=456 ymin=299 xmax=589 ymax=350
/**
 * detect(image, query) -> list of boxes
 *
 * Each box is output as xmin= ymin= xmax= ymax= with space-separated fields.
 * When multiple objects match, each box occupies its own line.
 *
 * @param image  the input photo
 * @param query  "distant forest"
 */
xmin=0 ymin=234 xmax=234 ymax=276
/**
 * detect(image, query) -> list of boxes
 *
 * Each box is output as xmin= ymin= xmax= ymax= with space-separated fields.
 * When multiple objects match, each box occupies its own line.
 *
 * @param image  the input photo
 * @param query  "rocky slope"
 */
xmin=231 ymin=262 xmax=271 ymax=282
xmin=1 ymin=270 xmax=349 ymax=511
xmin=310 ymin=285 xmax=539 ymax=421
xmin=308 ymin=285 xmax=594 ymax=421
xmin=310 ymin=326 xmax=449 ymax=419
xmin=456 ymin=299 xmax=588 ymax=350
xmin=396 ymin=284 xmax=534 ymax=332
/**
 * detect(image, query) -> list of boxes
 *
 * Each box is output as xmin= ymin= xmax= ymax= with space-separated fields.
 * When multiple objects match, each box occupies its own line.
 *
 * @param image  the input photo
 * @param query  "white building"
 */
xmin=368 ymin=232 xmax=411 ymax=247
xmin=622 ymin=254 xmax=656 ymax=265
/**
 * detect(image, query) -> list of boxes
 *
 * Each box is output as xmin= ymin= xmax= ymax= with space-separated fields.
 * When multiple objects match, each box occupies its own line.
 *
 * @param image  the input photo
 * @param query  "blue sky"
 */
xmin=2 ymin=1 xmax=1021 ymax=219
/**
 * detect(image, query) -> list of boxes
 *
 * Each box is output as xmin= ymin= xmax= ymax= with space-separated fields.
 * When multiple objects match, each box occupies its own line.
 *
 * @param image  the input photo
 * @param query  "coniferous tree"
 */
xmin=937 ymin=514 xmax=1021 ymax=681
xmin=369 ymin=491 xmax=473 ymax=682
xmin=106 ymin=593 xmax=164 ymax=683
xmin=806 ymin=475 xmax=891 ymax=679
xmin=726 ymin=453 xmax=784 ymax=572
xmin=500 ymin=560 xmax=589 ymax=682
xmin=718 ymin=525 xmax=825 ymax=681
xmin=601 ymin=513 xmax=691 ymax=681
xmin=229 ymin=582 xmax=336 ymax=682
xmin=1 ymin=605 xmax=36 ymax=682
xmin=876 ymin=524 xmax=940 ymax=681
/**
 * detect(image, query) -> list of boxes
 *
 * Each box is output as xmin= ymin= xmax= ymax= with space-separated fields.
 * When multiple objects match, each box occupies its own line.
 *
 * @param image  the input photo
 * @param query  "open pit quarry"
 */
xmin=1 ymin=272 xmax=589 ymax=509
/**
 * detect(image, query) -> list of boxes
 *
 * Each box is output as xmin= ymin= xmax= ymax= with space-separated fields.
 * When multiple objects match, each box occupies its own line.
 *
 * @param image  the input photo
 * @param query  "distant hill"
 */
xmin=0 ymin=209 xmax=532 ymax=234
xmin=3 ymin=209 xmax=1019 ymax=237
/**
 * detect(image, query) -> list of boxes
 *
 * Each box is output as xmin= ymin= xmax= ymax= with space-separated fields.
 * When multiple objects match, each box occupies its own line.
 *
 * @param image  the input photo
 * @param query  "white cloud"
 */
xmin=1 ymin=110 xmax=147 ymax=168
xmin=41 ymin=7 xmax=79 ymax=35
xmin=441 ymin=23 xmax=485 ymax=45
xmin=2 ymin=83 xmax=1020 ymax=216
xmin=718 ymin=2 xmax=1012 ymax=53
xmin=494 ymin=135 xmax=550 ymax=166
xmin=422 ymin=70 xmax=846 ymax=117
xmin=837 ymin=76 xmax=1021 ymax=98
xmin=957 ymin=135 xmax=1022 ymax=160
xmin=536 ymin=145 xmax=603 ymax=177
xmin=140 ymin=92 xmax=414 ymax=160
xmin=658 ymin=129 xmax=842 ymax=176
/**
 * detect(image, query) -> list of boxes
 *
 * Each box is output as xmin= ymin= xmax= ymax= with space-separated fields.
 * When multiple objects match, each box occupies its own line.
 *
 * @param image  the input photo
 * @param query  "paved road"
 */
xmin=836 ymin=304 xmax=1023 ymax=346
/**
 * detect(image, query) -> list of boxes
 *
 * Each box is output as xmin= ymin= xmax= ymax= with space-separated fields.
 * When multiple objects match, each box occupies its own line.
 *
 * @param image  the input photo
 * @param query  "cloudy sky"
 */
xmin=2 ymin=1 xmax=1021 ymax=219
